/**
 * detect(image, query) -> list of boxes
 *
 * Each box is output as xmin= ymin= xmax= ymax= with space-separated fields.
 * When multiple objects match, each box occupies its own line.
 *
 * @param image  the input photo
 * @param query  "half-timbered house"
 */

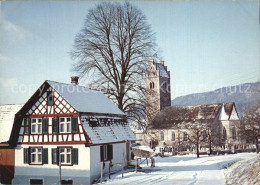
xmin=7 ymin=78 xmax=136 ymax=185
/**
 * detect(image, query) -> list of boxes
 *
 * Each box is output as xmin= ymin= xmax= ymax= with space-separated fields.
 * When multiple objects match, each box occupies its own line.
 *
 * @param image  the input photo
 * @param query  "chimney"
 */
xmin=71 ymin=76 xmax=79 ymax=85
xmin=160 ymin=61 xmax=165 ymax=65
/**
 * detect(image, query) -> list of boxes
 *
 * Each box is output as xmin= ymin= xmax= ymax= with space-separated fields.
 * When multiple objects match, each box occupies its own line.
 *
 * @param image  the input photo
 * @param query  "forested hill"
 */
xmin=171 ymin=82 xmax=260 ymax=117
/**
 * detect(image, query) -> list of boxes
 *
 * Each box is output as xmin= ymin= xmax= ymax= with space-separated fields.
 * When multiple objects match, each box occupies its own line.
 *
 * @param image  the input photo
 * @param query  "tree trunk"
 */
xmin=209 ymin=140 xmax=212 ymax=156
xmin=255 ymin=136 xmax=259 ymax=154
xmin=196 ymin=143 xmax=199 ymax=158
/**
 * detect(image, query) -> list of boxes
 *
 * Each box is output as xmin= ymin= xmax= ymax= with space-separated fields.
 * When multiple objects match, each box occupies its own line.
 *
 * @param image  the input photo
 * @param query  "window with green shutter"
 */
xmin=43 ymin=148 xmax=48 ymax=164
xmin=52 ymin=148 xmax=58 ymax=164
xmin=42 ymin=118 xmax=49 ymax=134
xmin=52 ymin=117 xmax=59 ymax=133
xmin=71 ymin=117 xmax=78 ymax=133
xmin=24 ymin=148 xmax=29 ymax=164
xmin=72 ymin=148 xmax=78 ymax=165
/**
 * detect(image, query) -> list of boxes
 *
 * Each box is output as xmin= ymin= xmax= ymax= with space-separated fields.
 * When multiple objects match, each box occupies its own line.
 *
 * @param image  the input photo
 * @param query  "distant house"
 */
xmin=149 ymin=102 xmax=244 ymax=150
xmin=0 ymin=104 xmax=23 ymax=184
xmin=1 ymin=77 xmax=136 ymax=185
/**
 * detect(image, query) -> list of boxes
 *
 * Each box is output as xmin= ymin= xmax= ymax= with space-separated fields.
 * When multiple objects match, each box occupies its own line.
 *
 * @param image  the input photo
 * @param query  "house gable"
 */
xmin=9 ymin=81 xmax=87 ymax=146
xmin=229 ymin=105 xmax=239 ymax=120
xmin=218 ymin=104 xmax=229 ymax=121
xmin=26 ymin=82 xmax=77 ymax=116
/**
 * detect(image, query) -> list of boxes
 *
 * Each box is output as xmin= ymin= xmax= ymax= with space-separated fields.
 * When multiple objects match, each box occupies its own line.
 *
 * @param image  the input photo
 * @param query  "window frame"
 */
xmin=183 ymin=132 xmax=188 ymax=141
xmin=31 ymin=118 xmax=42 ymax=134
xmin=160 ymin=131 xmax=164 ymax=141
xmin=59 ymin=117 xmax=72 ymax=133
xmin=171 ymin=131 xmax=175 ymax=141
xmin=47 ymin=91 xmax=54 ymax=106
xmin=100 ymin=144 xmax=113 ymax=162
xmin=29 ymin=147 xmax=43 ymax=165
xmin=59 ymin=147 xmax=72 ymax=166
xmin=223 ymin=127 xmax=227 ymax=140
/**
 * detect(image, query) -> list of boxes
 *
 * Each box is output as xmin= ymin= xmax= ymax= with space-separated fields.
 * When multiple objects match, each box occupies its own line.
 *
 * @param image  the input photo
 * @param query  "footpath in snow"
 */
xmin=101 ymin=153 xmax=257 ymax=185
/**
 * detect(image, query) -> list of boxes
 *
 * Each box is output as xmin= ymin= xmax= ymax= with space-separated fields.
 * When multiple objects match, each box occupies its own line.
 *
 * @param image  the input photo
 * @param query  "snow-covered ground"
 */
xmin=100 ymin=153 xmax=258 ymax=185
xmin=225 ymin=154 xmax=260 ymax=185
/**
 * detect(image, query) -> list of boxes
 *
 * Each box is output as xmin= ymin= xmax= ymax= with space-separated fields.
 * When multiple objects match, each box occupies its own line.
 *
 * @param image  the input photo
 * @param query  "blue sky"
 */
xmin=0 ymin=1 xmax=259 ymax=104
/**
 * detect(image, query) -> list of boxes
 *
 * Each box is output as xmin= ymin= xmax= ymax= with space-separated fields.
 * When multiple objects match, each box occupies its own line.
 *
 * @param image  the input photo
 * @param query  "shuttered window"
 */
xmin=24 ymin=148 xmax=48 ymax=165
xmin=100 ymin=144 xmax=113 ymax=161
xmin=52 ymin=148 xmax=78 ymax=165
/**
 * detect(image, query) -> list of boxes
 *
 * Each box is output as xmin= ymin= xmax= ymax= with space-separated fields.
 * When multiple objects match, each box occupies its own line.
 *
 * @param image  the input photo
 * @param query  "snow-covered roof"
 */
xmin=156 ymin=63 xmax=169 ymax=78
xmin=152 ymin=102 xmax=237 ymax=129
xmin=81 ymin=115 xmax=136 ymax=144
xmin=47 ymin=80 xmax=124 ymax=115
xmin=0 ymin=104 xmax=23 ymax=143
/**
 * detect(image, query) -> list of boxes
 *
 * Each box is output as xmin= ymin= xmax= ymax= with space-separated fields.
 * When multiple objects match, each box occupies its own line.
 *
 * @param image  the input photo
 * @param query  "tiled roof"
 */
xmin=0 ymin=104 xmax=23 ymax=143
xmin=151 ymin=102 xmax=236 ymax=129
xmin=81 ymin=115 xmax=136 ymax=144
xmin=47 ymin=80 xmax=124 ymax=115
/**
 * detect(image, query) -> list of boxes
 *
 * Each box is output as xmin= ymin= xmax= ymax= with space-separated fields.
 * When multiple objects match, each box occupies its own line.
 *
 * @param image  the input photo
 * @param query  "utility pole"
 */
xmin=59 ymin=149 xmax=62 ymax=185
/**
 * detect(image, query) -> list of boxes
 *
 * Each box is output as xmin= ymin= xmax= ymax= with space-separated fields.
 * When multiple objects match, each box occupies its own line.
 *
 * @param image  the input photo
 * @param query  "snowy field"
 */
xmin=100 ymin=153 xmax=258 ymax=185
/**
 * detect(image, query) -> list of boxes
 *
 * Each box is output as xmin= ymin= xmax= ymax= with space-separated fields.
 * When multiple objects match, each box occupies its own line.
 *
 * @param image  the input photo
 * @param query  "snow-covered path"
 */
xmin=102 ymin=153 xmax=257 ymax=185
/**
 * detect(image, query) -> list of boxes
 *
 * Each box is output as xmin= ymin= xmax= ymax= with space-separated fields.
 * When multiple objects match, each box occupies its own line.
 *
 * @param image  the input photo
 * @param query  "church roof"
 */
xmin=156 ymin=63 xmax=169 ymax=78
xmin=47 ymin=80 xmax=124 ymax=115
xmin=151 ymin=102 xmax=236 ymax=129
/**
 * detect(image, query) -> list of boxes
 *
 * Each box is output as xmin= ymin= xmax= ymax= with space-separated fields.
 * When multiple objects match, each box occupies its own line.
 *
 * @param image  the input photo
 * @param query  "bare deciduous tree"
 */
xmin=242 ymin=103 xmax=260 ymax=154
xmin=71 ymin=2 xmax=157 ymax=127
xmin=187 ymin=122 xmax=208 ymax=158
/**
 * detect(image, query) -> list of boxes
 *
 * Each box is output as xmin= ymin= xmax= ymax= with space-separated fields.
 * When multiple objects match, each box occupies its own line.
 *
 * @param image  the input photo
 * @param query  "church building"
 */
xmin=135 ymin=60 xmax=244 ymax=151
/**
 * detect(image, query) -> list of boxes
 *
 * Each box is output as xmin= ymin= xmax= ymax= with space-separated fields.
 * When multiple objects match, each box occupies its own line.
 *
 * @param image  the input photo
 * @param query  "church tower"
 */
xmin=145 ymin=60 xmax=171 ymax=123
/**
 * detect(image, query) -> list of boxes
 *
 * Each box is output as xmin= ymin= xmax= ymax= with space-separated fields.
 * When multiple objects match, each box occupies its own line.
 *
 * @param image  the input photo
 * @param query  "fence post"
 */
xmin=100 ymin=162 xmax=103 ymax=183
xmin=108 ymin=162 xmax=111 ymax=179
xmin=122 ymin=165 xmax=124 ymax=178
xmin=135 ymin=158 xmax=138 ymax=173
